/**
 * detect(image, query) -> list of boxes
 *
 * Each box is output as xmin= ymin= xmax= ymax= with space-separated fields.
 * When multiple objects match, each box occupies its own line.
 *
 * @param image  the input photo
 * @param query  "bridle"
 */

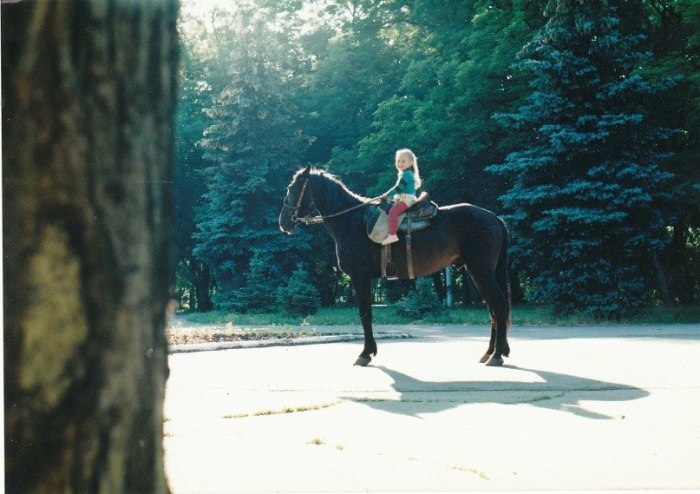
xmin=282 ymin=177 xmax=383 ymax=225
xmin=282 ymin=178 xmax=317 ymax=224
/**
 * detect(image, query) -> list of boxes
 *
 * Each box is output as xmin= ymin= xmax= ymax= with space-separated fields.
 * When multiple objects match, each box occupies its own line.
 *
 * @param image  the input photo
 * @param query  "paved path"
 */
xmin=164 ymin=324 xmax=700 ymax=493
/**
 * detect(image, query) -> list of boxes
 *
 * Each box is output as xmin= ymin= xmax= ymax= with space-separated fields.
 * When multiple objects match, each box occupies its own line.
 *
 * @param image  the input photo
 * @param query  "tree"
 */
xmin=355 ymin=1 xmax=546 ymax=208
xmin=488 ymin=0 xmax=679 ymax=317
xmin=174 ymin=26 xmax=215 ymax=311
xmin=296 ymin=6 xmax=405 ymax=193
xmin=394 ymin=277 xmax=445 ymax=320
xmin=193 ymin=8 xmax=311 ymax=309
xmin=277 ymin=264 xmax=321 ymax=316
xmin=229 ymin=251 xmax=280 ymax=312
xmin=640 ymin=0 xmax=700 ymax=304
xmin=3 ymin=1 xmax=177 ymax=491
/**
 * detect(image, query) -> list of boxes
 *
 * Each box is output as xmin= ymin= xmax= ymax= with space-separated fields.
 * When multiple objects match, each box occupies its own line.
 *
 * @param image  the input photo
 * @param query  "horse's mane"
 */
xmin=294 ymin=167 xmax=370 ymax=203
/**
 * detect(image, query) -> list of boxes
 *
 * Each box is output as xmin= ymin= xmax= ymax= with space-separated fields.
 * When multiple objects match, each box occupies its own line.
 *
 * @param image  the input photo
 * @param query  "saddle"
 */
xmin=364 ymin=192 xmax=439 ymax=280
xmin=364 ymin=192 xmax=438 ymax=244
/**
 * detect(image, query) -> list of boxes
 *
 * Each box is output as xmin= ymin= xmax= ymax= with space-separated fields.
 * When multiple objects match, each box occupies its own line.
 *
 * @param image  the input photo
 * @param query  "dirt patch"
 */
xmin=166 ymin=327 xmax=353 ymax=345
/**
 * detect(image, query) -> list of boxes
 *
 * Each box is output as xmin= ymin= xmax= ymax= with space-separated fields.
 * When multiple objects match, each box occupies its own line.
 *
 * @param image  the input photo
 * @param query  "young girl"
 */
xmin=381 ymin=148 xmax=422 ymax=245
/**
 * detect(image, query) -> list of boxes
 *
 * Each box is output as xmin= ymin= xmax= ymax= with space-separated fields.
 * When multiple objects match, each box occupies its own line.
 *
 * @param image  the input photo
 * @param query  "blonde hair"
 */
xmin=395 ymin=148 xmax=422 ymax=189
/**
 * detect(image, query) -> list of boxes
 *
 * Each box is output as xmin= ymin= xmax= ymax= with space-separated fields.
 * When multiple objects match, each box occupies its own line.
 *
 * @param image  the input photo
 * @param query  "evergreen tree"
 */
xmin=488 ymin=0 xmax=678 ymax=318
xmin=394 ymin=277 xmax=444 ymax=320
xmin=174 ymin=22 xmax=215 ymax=311
xmin=194 ymin=9 xmax=311 ymax=309
xmin=277 ymin=264 xmax=320 ymax=317
xmin=229 ymin=251 xmax=280 ymax=312
xmin=640 ymin=0 xmax=700 ymax=305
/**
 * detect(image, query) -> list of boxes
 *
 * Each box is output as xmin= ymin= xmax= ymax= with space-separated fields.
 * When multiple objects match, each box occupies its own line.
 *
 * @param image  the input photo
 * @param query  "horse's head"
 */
xmin=279 ymin=165 xmax=315 ymax=234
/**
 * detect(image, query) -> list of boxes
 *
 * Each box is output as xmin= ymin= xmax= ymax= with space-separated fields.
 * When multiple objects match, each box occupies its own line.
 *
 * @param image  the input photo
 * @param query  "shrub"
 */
xmin=277 ymin=264 xmax=320 ymax=317
xmin=225 ymin=254 xmax=278 ymax=313
xmin=394 ymin=277 xmax=444 ymax=320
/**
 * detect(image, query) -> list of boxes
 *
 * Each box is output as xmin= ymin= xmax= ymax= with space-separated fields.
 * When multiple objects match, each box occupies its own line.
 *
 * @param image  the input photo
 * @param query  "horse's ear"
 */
xmin=303 ymin=163 xmax=312 ymax=176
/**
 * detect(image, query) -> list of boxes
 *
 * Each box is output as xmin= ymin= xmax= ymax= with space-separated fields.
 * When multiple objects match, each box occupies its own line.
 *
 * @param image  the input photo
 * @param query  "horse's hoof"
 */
xmin=485 ymin=356 xmax=504 ymax=367
xmin=354 ymin=356 xmax=372 ymax=366
xmin=479 ymin=352 xmax=492 ymax=364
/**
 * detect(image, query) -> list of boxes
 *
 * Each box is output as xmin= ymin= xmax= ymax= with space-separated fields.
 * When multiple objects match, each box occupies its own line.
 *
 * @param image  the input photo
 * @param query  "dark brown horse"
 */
xmin=279 ymin=166 xmax=511 ymax=366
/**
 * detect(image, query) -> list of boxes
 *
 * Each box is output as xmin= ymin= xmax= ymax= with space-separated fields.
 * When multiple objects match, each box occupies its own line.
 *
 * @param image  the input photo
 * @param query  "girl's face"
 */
xmin=396 ymin=153 xmax=413 ymax=171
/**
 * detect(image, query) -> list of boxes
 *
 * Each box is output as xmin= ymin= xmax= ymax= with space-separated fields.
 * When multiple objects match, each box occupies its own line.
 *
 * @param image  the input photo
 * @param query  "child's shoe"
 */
xmin=382 ymin=234 xmax=399 ymax=245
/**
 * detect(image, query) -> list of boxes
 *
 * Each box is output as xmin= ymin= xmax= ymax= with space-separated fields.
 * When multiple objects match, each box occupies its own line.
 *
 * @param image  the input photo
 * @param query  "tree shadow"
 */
xmin=348 ymin=365 xmax=649 ymax=420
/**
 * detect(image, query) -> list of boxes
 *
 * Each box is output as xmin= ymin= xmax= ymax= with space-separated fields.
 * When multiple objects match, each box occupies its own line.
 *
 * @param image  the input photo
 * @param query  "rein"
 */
xmin=285 ymin=178 xmax=383 ymax=225
xmin=297 ymin=199 xmax=382 ymax=225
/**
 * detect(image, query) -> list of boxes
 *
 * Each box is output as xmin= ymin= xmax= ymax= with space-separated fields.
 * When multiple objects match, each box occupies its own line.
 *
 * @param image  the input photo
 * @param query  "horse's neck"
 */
xmin=310 ymin=174 xmax=361 ymax=215
xmin=310 ymin=174 xmax=363 ymax=240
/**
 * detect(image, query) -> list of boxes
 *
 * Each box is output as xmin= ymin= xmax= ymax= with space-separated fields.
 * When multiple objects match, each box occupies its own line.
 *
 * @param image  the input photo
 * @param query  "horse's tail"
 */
xmin=496 ymin=218 xmax=511 ymax=329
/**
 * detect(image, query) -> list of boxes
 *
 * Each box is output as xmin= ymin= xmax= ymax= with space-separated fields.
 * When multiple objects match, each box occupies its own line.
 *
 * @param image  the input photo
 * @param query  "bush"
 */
xmin=277 ymin=264 xmax=320 ymax=317
xmin=225 ymin=254 xmax=278 ymax=313
xmin=394 ymin=277 xmax=444 ymax=320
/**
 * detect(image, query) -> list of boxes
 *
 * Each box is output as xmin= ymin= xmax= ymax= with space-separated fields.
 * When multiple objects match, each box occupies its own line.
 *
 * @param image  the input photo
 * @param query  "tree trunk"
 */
xmin=3 ymin=1 xmax=178 ymax=492
xmin=509 ymin=266 xmax=525 ymax=305
xmin=652 ymin=252 xmax=674 ymax=307
xmin=667 ymin=218 xmax=696 ymax=306
xmin=461 ymin=271 xmax=483 ymax=306
xmin=190 ymin=258 xmax=214 ymax=312
xmin=432 ymin=272 xmax=446 ymax=302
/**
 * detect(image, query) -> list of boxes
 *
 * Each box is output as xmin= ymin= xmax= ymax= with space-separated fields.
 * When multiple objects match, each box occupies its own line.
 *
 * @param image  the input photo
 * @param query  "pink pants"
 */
xmin=387 ymin=201 xmax=409 ymax=235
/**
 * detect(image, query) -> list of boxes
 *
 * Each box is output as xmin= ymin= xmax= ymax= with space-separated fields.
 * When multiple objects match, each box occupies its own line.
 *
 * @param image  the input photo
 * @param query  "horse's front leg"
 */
xmin=351 ymin=276 xmax=376 ymax=366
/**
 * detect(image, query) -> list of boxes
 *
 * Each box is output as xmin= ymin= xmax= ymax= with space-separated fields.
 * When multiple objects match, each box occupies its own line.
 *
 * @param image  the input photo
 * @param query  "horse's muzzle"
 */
xmin=278 ymin=212 xmax=297 ymax=235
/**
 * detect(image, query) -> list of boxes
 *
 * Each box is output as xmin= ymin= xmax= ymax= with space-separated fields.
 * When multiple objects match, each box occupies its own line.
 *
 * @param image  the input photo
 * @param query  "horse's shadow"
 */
xmin=348 ymin=365 xmax=649 ymax=420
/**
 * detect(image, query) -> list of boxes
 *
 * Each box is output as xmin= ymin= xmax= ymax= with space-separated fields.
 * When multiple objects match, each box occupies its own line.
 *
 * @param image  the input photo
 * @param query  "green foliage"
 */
xmin=191 ymin=7 xmax=312 ymax=301
xmin=394 ymin=278 xmax=445 ymax=320
xmin=178 ymin=303 xmax=699 ymax=327
xmin=488 ymin=2 xmax=679 ymax=318
xmin=175 ymin=0 xmax=700 ymax=312
xmin=276 ymin=264 xmax=320 ymax=317
xmin=223 ymin=252 xmax=278 ymax=312
xmin=356 ymin=1 xmax=547 ymax=209
xmin=173 ymin=26 xmax=216 ymax=311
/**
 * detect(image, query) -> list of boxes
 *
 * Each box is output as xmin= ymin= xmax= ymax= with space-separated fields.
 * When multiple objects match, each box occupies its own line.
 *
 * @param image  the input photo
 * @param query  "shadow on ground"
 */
xmin=347 ymin=365 xmax=649 ymax=420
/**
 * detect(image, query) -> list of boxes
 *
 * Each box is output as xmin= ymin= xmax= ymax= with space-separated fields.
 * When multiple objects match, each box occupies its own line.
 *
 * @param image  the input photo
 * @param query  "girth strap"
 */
xmin=381 ymin=244 xmax=390 ymax=278
xmin=406 ymin=220 xmax=415 ymax=279
xmin=381 ymin=230 xmax=415 ymax=280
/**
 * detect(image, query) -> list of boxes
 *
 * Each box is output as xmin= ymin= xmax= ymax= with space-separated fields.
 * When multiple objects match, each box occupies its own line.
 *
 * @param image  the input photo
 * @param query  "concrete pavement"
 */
xmin=164 ymin=324 xmax=700 ymax=493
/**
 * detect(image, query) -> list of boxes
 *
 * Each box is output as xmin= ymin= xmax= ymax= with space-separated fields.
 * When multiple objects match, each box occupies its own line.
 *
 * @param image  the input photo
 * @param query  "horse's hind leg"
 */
xmin=472 ymin=275 xmax=510 ymax=366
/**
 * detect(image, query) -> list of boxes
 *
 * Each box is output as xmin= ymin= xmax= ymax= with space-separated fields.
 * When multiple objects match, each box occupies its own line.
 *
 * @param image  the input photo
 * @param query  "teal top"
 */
xmin=388 ymin=170 xmax=416 ymax=196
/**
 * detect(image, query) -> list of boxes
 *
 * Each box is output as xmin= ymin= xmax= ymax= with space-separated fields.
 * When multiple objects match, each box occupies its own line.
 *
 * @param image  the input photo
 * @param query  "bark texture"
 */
xmin=3 ymin=1 xmax=178 ymax=492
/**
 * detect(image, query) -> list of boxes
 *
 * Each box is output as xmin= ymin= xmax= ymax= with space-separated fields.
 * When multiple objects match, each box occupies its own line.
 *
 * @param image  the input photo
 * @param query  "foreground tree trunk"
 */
xmin=3 ymin=1 xmax=178 ymax=492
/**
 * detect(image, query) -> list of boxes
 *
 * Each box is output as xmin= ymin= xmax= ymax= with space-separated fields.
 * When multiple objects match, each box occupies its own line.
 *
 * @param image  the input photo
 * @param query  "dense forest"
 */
xmin=174 ymin=0 xmax=699 ymax=318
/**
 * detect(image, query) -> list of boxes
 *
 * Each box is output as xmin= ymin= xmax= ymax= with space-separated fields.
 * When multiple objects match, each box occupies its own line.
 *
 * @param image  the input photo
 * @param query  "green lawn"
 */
xmin=178 ymin=304 xmax=700 ymax=327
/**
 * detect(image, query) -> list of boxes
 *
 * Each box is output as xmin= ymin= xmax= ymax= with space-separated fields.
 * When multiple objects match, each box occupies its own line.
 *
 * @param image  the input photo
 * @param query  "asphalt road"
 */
xmin=164 ymin=324 xmax=700 ymax=493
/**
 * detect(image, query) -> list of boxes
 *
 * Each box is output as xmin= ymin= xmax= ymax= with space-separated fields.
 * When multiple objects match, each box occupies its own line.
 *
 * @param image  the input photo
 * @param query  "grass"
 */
xmin=169 ymin=304 xmax=698 ymax=345
xmin=223 ymin=402 xmax=339 ymax=419
xmin=177 ymin=304 xmax=700 ymax=327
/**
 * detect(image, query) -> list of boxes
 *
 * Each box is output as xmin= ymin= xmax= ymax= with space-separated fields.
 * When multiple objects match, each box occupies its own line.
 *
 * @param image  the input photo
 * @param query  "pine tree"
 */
xmin=394 ymin=278 xmax=444 ymax=320
xmin=174 ymin=24 xmax=215 ymax=311
xmin=229 ymin=251 xmax=279 ymax=312
xmin=488 ymin=0 xmax=678 ymax=318
xmin=193 ymin=10 xmax=310 ymax=309
xmin=277 ymin=264 xmax=320 ymax=317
